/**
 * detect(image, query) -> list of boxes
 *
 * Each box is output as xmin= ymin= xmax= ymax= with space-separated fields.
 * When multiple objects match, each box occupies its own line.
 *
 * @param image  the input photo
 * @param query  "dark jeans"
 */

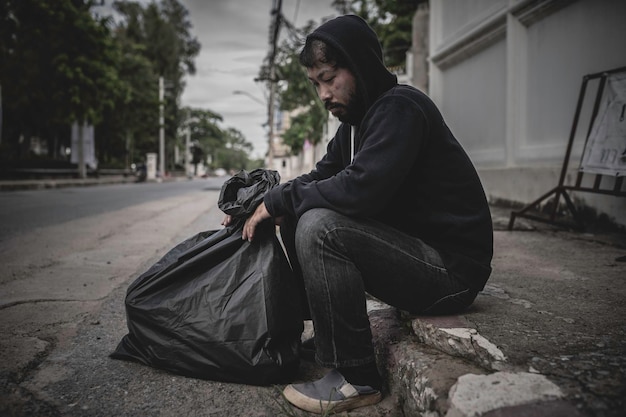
xmin=279 ymin=208 xmax=476 ymax=368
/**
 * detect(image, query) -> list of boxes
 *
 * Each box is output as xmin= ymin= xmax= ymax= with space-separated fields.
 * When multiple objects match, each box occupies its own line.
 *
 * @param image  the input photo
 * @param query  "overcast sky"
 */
xmin=180 ymin=0 xmax=337 ymax=158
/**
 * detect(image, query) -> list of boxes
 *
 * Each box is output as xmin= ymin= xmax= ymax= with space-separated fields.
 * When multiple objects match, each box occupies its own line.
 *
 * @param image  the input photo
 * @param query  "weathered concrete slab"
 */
xmin=446 ymin=372 xmax=563 ymax=417
xmin=410 ymin=316 xmax=507 ymax=371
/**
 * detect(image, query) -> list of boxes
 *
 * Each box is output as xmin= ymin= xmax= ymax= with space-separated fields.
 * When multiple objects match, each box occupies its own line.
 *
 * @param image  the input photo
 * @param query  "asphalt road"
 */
xmin=0 ymin=178 xmax=227 ymax=241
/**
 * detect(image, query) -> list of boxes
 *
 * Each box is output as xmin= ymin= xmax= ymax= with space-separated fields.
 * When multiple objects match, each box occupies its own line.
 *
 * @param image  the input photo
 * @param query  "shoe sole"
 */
xmin=283 ymin=384 xmax=382 ymax=414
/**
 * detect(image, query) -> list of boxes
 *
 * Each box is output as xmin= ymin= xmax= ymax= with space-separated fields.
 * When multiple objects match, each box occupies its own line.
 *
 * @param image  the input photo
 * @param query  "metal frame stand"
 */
xmin=508 ymin=66 xmax=626 ymax=231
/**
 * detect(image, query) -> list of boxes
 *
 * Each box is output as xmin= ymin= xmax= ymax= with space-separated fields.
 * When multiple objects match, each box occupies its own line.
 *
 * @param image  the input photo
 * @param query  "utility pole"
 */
xmin=78 ymin=122 xmax=86 ymax=179
xmin=185 ymin=123 xmax=191 ymax=178
xmin=267 ymin=0 xmax=282 ymax=170
xmin=125 ymin=131 xmax=131 ymax=172
xmin=267 ymin=67 xmax=276 ymax=170
xmin=159 ymin=76 xmax=165 ymax=179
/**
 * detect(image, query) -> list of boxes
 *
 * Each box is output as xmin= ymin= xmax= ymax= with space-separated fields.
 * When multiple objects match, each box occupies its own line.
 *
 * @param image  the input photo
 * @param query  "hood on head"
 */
xmin=307 ymin=15 xmax=398 ymax=120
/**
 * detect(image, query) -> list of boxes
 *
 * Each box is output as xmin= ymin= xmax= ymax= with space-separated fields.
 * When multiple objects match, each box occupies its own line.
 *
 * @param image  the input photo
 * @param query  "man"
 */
xmin=228 ymin=14 xmax=493 ymax=414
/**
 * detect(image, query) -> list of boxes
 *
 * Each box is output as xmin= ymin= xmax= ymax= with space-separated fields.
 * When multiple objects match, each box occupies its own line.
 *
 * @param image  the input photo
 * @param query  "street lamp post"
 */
xmin=158 ymin=76 xmax=165 ymax=179
xmin=233 ymin=90 xmax=274 ymax=169
xmin=233 ymin=90 xmax=265 ymax=105
xmin=185 ymin=124 xmax=191 ymax=177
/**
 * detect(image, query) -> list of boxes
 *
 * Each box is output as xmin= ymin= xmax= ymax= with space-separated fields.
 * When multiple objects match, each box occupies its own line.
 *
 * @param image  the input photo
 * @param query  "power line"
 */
xmin=292 ymin=0 xmax=301 ymax=24
xmin=268 ymin=0 xmax=283 ymax=67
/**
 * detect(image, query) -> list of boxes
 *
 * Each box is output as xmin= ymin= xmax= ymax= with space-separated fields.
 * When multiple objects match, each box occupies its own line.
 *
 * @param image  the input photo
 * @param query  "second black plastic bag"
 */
xmin=111 ymin=169 xmax=303 ymax=385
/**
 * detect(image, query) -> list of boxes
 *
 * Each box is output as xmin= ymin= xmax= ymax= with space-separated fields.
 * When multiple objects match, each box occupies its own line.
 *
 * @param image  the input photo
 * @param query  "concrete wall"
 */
xmin=429 ymin=0 xmax=626 ymax=226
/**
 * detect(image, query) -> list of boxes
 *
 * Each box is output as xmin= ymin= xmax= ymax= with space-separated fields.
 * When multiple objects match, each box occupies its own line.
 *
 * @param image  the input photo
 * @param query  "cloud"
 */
xmin=181 ymin=0 xmax=336 ymax=159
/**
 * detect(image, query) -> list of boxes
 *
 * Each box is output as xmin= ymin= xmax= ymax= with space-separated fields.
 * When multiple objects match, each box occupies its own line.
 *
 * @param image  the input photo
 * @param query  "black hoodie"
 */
xmin=263 ymin=15 xmax=493 ymax=291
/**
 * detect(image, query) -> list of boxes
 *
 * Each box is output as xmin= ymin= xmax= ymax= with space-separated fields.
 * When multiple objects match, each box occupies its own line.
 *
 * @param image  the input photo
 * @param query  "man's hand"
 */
xmin=242 ymin=202 xmax=271 ymax=242
xmin=221 ymin=214 xmax=233 ymax=227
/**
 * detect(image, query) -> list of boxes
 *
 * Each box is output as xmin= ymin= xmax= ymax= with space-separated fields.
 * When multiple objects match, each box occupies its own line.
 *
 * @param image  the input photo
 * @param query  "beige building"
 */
xmin=428 ymin=0 xmax=626 ymax=227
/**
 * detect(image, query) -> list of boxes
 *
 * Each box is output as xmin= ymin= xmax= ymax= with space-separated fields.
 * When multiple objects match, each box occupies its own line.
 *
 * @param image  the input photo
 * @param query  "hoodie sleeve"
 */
xmin=264 ymin=93 xmax=428 ymax=219
xmin=263 ymin=124 xmax=349 ymax=217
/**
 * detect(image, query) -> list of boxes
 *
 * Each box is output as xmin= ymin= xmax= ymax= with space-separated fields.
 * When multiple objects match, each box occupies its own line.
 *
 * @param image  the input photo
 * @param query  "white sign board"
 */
xmin=71 ymin=122 xmax=97 ymax=169
xmin=146 ymin=153 xmax=157 ymax=180
xmin=580 ymin=73 xmax=626 ymax=177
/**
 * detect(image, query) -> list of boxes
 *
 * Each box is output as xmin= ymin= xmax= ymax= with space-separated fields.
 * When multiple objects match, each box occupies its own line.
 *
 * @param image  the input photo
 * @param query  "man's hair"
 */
xmin=299 ymin=38 xmax=348 ymax=69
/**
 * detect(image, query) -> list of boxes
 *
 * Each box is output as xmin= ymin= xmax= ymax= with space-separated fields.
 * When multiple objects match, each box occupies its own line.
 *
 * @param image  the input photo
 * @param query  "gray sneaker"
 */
xmin=282 ymin=369 xmax=382 ymax=414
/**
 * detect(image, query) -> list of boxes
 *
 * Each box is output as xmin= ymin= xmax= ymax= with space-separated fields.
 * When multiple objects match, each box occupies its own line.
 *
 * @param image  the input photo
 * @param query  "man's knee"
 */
xmin=297 ymin=208 xmax=341 ymax=235
xmin=295 ymin=208 xmax=338 ymax=249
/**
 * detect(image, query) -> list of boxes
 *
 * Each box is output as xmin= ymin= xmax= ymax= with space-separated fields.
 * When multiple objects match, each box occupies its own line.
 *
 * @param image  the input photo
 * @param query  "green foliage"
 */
xmin=0 ymin=0 xmax=247 ymax=171
xmin=97 ymin=36 xmax=158 ymax=166
xmin=246 ymin=158 xmax=266 ymax=171
xmin=0 ymin=0 xmax=126 ymax=160
xmin=183 ymin=107 xmax=223 ymax=168
xmin=262 ymin=0 xmax=423 ymax=156
xmin=332 ymin=0 xmax=426 ymax=68
xmin=259 ymin=20 xmax=328 ymax=156
xmin=214 ymin=128 xmax=254 ymax=172
xmin=50 ymin=5 xmax=124 ymax=125
xmin=179 ymin=108 xmax=255 ymax=173
xmin=281 ymin=107 xmax=326 ymax=154
xmin=109 ymin=0 xmax=201 ymax=169
xmin=190 ymin=142 xmax=205 ymax=165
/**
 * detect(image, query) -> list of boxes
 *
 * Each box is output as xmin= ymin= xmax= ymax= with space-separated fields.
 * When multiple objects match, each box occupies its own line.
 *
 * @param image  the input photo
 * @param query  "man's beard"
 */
xmin=326 ymin=90 xmax=365 ymax=125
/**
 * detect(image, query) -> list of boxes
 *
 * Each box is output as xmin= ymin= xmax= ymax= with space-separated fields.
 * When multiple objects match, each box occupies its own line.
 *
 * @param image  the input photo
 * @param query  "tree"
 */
xmin=55 ymin=2 xmax=126 ymax=176
xmin=281 ymin=106 xmax=326 ymax=154
xmin=260 ymin=1 xmax=423 ymax=157
xmin=96 ymin=2 xmax=160 ymax=168
xmin=0 ymin=0 xmax=259 ymax=173
xmin=180 ymin=107 xmax=224 ymax=173
xmin=215 ymin=128 xmax=254 ymax=172
xmin=189 ymin=141 xmax=205 ymax=176
xmin=0 ymin=0 xmax=125 ymax=170
xmin=332 ymin=0 xmax=426 ymax=68
xmin=179 ymin=109 xmax=255 ymax=174
xmin=259 ymin=20 xmax=328 ymax=156
xmin=106 ymin=0 xmax=200 ymax=169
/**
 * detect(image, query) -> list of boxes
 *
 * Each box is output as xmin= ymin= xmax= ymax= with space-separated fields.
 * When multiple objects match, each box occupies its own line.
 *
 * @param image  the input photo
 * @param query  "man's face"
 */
xmin=306 ymin=61 xmax=358 ymax=123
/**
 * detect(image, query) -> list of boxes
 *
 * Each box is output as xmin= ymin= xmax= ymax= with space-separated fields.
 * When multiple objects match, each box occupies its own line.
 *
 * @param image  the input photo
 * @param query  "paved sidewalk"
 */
xmin=368 ymin=206 xmax=626 ymax=417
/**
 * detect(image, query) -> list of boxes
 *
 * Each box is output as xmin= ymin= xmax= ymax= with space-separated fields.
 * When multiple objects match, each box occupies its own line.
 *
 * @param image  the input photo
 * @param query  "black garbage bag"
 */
xmin=217 ymin=168 xmax=280 ymax=223
xmin=111 ymin=169 xmax=303 ymax=385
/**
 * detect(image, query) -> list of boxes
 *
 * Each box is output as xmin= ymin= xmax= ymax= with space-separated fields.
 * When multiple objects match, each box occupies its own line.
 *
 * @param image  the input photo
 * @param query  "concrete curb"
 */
xmin=0 ymin=175 xmax=195 ymax=191
xmin=370 ymin=306 xmax=590 ymax=417
xmin=387 ymin=340 xmax=486 ymax=417
xmin=410 ymin=315 xmax=507 ymax=371
xmin=0 ymin=176 xmax=137 ymax=191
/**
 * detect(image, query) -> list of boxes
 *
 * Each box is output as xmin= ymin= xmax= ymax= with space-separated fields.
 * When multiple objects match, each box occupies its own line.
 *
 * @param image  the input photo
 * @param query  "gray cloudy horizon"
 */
xmin=181 ymin=0 xmax=337 ymax=159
